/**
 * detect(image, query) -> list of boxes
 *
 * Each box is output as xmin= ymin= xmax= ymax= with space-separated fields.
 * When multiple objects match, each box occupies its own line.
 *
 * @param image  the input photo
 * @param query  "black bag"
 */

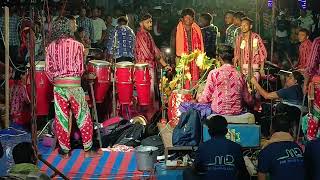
xmin=101 ymin=120 xmax=132 ymax=147
xmin=114 ymin=123 xmax=145 ymax=147
xmin=141 ymin=135 xmax=164 ymax=156
xmin=172 ymin=109 xmax=202 ymax=146
xmin=144 ymin=111 xmax=162 ymax=137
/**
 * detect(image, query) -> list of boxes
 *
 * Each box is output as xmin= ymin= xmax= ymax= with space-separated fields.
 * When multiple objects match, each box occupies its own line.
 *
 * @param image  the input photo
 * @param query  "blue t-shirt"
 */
xmin=305 ymin=139 xmax=320 ymax=180
xmin=258 ymin=141 xmax=305 ymax=180
xmin=276 ymin=85 xmax=303 ymax=105
xmin=195 ymin=137 xmax=247 ymax=180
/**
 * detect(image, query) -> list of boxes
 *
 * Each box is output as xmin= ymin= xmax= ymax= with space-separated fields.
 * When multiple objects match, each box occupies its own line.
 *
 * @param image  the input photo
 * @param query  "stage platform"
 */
xmin=38 ymin=144 xmax=153 ymax=179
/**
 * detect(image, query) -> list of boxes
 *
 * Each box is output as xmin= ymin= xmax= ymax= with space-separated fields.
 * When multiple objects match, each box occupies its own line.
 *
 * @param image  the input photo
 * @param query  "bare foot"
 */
xmin=58 ymin=149 xmax=71 ymax=159
xmin=84 ymin=149 xmax=103 ymax=158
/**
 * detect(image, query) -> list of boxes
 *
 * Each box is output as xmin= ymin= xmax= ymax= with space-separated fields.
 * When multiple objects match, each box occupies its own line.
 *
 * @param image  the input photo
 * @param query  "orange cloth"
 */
xmin=175 ymin=22 xmax=204 ymax=56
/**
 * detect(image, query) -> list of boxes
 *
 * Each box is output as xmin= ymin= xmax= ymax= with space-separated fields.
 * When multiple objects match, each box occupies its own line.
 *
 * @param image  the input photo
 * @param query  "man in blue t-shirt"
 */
xmin=183 ymin=115 xmax=248 ymax=180
xmin=305 ymin=138 xmax=320 ymax=180
xmin=251 ymin=71 xmax=304 ymax=105
xmin=258 ymin=113 xmax=305 ymax=180
xmin=252 ymin=71 xmax=304 ymax=137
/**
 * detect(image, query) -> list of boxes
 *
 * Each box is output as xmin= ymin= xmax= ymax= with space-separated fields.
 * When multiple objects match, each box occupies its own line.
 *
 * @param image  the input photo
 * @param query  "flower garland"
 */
xmin=160 ymin=50 xmax=221 ymax=100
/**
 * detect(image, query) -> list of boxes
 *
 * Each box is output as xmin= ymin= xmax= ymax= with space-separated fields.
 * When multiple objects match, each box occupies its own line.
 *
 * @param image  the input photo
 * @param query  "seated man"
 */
xmin=252 ymin=71 xmax=304 ymax=136
xmin=9 ymin=142 xmax=50 ymax=179
xmin=251 ymin=71 xmax=304 ymax=106
xmin=305 ymin=138 xmax=320 ymax=180
xmin=183 ymin=115 xmax=248 ymax=180
xmin=258 ymin=113 xmax=305 ymax=180
xmin=197 ymin=45 xmax=253 ymax=115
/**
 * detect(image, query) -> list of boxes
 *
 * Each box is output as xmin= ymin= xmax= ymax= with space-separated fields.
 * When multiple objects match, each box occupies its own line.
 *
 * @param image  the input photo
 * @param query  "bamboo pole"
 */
xmin=270 ymin=0 xmax=276 ymax=63
xmin=255 ymin=0 xmax=259 ymax=32
xmin=4 ymin=7 xmax=10 ymax=128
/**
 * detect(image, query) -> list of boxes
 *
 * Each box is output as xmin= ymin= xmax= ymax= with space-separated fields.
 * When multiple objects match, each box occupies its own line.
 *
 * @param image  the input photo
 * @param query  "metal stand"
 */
xmin=89 ymin=82 xmax=103 ymax=148
xmin=111 ymin=27 xmax=118 ymax=117
xmin=296 ymin=95 xmax=307 ymax=141
xmin=111 ymin=62 xmax=117 ymax=117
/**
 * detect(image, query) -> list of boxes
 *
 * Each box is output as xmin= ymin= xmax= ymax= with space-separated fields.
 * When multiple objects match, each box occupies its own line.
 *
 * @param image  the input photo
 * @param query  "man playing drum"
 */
xmin=45 ymin=17 xmax=99 ymax=158
xmin=135 ymin=13 xmax=172 ymax=117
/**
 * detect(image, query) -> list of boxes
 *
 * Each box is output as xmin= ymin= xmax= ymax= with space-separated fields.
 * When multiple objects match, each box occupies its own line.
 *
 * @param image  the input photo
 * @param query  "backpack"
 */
xmin=144 ymin=111 xmax=162 ymax=137
xmin=101 ymin=120 xmax=132 ymax=147
xmin=172 ymin=109 xmax=202 ymax=146
xmin=114 ymin=123 xmax=145 ymax=147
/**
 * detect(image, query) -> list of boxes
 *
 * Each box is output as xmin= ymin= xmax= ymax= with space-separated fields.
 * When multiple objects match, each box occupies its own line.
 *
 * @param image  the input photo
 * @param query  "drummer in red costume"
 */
xmin=234 ymin=17 xmax=267 ymax=81
xmin=198 ymin=45 xmax=253 ymax=115
xmin=135 ymin=13 xmax=172 ymax=115
xmin=295 ymin=28 xmax=312 ymax=71
xmin=45 ymin=17 xmax=99 ymax=158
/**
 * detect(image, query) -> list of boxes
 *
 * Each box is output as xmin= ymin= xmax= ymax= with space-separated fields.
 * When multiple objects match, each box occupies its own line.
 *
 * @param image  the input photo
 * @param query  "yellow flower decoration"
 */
xmin=196 ymin=53 xmax=205 ymax=69
xmin=185 ymin=73 xmax=192 ymax=80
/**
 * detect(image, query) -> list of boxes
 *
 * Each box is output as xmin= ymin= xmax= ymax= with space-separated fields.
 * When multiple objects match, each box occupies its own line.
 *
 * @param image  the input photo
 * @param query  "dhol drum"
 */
xmin=134 ymin=63 xmax=151 ymax=105
xmin=168 ymin=89 xmax=193 ymax=127
xmin=87 ymin=60 xmax=111 ymax=103
xmin=115 ymin=61 xmax=134 ymax=104
xmin=26 ymin=61 xmax=53 ymax=116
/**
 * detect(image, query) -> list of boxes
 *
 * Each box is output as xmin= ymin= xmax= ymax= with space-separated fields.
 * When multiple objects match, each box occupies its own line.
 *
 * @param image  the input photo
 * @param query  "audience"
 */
xmin=10 ymin=70 xmax=31 ymax=128
xmin=258 ymin=113 xmax=305 ymax=180
xmin=9 ymin=142 xmax=50 ymax=179
xmin=304 ymin=137 xmax=320 ymax=180
xmin=199 ymin=13 xmax=218 ymax=59
xmin=183 ymin=115 xmax=248 ymax=180
xmin=91 ymin=7 xmax=107 ymax=48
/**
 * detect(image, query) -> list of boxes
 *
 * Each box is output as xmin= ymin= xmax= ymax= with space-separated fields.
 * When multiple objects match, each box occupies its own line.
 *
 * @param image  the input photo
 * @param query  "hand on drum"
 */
xmin=86 ymin=72 xmax=96 ymax=80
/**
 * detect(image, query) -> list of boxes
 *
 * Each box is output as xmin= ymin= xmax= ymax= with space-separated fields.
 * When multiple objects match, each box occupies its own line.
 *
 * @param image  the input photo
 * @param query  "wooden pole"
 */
xmin=255 ymin=0 xmax=259 ymax=33
xmin=4 ymin=7 xmax=10 ymax=128
xmin=270 ymin=0 xmax=276 ymax=63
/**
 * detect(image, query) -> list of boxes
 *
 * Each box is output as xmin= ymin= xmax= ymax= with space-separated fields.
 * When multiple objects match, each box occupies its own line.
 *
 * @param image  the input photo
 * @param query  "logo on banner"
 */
xmin=226 ymin=129 xmax=241 ymax=143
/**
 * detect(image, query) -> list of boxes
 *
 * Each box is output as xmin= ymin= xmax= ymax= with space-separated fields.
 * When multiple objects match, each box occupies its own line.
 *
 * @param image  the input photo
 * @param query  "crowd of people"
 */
xmin=0 ymin=2 xmax=319 ymax=180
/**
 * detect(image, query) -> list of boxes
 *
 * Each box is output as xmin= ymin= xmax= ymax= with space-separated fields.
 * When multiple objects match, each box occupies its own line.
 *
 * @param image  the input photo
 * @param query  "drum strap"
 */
xmin=54 ymin=77 xmax=81 ymax=87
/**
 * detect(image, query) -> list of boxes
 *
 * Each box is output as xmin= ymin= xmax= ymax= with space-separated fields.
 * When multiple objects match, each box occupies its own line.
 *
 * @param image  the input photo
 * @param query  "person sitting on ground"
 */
xmin=197 ymin=44 xmax=253 ymax=115
xmin=9 ymin=142 xmax=50 ymax=179
xmin=305 ymin=136 xmax=320 ymax=180
xmin=183 ymin=115 xmax=248 ymax=180
xmin=258 ymin=113 xmax=305 ymax=180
